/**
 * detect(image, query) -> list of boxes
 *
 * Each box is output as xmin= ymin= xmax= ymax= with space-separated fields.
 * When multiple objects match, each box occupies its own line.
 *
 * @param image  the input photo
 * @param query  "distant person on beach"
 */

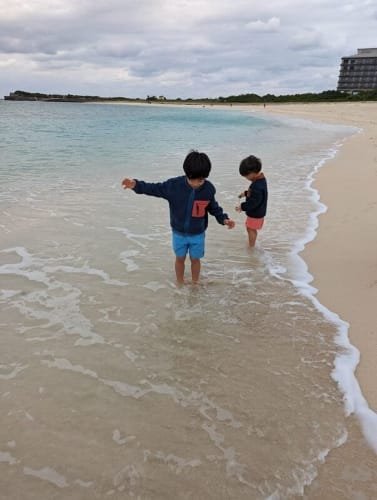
xmin=122 ymin=150 xmax=235 ymax=284
xmin=236 ymin=155 xmax=268 ymax=247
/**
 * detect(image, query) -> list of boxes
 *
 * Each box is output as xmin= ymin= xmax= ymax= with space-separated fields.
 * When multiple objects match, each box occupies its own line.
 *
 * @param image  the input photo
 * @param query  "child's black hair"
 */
xmin=183 ymin=150 xmax=211 ymax=179
xmin=239 ymin=155 xmax=262 ymax=176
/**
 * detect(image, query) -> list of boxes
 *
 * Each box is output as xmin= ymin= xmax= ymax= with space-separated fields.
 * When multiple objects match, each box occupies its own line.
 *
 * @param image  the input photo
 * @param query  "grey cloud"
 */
xmin=95 ymin=40 xmax=147 ymax=60
xmin=245 ymin=17 xmax=281 ymax=32
xmin=1 ymin=0 xmax=376 ymax=98
xmin=288 ymin=29 xmax=325 ymax=51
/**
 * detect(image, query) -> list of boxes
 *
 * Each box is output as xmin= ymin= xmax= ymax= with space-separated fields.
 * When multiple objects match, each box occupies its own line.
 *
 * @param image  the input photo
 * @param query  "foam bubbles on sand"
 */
xmin=112 ymin=429 xmax=136 ymax=445
xmin=23 ymin=466 xmax=69 ymax=488
xmin=120 ymin=249 xmax=140 ymax=271
xmin=0 ymin=451 xmax=18 ymax=465
xmin=0 ymin=246 xmax=128 ymax=346
xmin=143 ymin=449 xmax=201 ymax=473
xmin=142 ymin=281 xmax=167 ymax=292
xmin=0 ymin=363 xmax=28 ymax=380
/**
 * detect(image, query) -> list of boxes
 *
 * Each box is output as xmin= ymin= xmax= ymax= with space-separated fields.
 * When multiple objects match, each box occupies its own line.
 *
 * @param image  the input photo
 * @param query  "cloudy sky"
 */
xmin=1 ymin=0 xmax=376 ymax=99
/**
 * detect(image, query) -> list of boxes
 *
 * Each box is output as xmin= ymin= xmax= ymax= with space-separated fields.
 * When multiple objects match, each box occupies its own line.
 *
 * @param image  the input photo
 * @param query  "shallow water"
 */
xmin=1 ymin=101 xmax=376 ymax=499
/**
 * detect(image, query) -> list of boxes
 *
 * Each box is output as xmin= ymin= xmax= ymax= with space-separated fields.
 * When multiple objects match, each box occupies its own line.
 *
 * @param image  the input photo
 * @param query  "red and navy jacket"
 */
xmin=240 ymin=174 xmax=268 ymax=218
xmin=133 ymin=175 xmax=229 ymax=235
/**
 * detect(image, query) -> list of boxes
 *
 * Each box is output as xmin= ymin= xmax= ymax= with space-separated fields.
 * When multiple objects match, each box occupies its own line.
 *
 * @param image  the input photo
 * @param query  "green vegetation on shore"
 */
xmin=219 ymin=89 xmax=377 ymax=102
xmin=3 ymin=90 xmax=138 ymax=103
xmin=4 ymin=89 xmax=377 ymax=103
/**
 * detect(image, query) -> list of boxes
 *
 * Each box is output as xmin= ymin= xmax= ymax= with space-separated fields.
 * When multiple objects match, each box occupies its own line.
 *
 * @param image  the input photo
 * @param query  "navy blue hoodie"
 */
xmin=133 ymin=176 xmax=229 ymax=235
xmin=240 ymin=174 xmax=268 ymax=218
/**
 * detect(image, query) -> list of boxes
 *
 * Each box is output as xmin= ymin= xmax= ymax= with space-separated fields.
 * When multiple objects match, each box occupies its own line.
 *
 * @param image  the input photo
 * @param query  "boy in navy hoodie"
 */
xmin=236 ymin=155 xmax=268 ymax=248
xmin=122 ymin=150 xmax=235 ymax=284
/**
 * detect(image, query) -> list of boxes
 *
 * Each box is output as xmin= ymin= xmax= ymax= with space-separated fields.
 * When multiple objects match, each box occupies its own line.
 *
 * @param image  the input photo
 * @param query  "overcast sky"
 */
xmin=1 ymin=0 xmax=376 ymax=99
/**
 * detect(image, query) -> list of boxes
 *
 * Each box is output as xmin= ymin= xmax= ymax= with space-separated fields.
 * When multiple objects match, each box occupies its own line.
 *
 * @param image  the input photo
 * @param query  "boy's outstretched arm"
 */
xmin=121 ymin=178 xmax=170 ymax=199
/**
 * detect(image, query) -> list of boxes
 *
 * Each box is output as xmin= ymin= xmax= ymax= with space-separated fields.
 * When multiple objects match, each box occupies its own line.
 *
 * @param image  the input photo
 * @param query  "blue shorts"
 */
xmin=172 ymin=231 xmax=205 ymax=259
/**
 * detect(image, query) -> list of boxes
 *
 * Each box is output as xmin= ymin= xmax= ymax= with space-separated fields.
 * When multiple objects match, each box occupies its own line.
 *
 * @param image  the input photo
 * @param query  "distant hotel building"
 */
xmin=337 ymin=48 xmax=377 ymax=92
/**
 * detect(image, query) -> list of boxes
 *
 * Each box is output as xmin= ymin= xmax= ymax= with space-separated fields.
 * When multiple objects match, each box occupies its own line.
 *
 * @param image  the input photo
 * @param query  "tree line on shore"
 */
xmin=4 ymin=89 xmax=377 ymax=103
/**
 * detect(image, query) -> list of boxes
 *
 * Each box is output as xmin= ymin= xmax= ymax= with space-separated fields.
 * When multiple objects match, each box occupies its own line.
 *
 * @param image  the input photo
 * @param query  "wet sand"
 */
xmin=242 ymin=101 xmax=377 ymax=497
xmin=2 ymin=99 xmax=377 ymax=498
xmin=260 ymin=102 xmax=377 ymax=414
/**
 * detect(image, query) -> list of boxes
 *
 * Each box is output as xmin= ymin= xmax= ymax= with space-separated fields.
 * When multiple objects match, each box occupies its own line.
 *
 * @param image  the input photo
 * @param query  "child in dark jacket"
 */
xmin=122 ymin=150 xmax=235 ymax=284
xmin=236 ymin=155 xmax=268 ymax=248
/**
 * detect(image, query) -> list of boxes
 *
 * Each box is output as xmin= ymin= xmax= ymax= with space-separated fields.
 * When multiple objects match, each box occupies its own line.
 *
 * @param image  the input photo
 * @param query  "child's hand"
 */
xmin=224 ymin=219 xmax=235 ymax=229
xmin=122 ymin=178 xmax=136 ymax=189
xmin=238 ymin=191 xmax=246 ymax=199
xmin=235 ymin=205 xmax=242 ymax=213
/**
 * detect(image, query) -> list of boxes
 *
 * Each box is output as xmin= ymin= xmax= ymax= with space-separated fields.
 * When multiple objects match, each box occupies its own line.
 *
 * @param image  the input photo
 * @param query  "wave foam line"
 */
xmin=270 ymin=131 xmax=377 ymax=455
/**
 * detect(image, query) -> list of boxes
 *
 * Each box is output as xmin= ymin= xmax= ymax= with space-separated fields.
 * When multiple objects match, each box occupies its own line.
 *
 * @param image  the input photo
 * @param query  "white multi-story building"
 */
xmin=337 ymin=48 xmax=377 ymax=92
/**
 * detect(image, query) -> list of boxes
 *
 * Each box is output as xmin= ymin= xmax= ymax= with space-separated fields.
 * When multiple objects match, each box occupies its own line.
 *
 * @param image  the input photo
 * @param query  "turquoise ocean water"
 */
xmin=0 ymin=101 xmax=375 ymax=499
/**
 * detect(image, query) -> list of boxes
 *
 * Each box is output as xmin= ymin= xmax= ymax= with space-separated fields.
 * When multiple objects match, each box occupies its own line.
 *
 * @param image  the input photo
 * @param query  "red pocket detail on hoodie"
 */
xmin=192 ymin=200 xmax=209 ymax=217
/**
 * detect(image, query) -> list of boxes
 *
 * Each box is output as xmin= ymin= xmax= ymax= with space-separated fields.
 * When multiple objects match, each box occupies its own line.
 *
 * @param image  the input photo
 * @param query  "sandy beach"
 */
xmin=245 ymin=102 xmax=377 ymax=496
xmin=2 ymin=99 xmax=377 ymax=498
xmin=259 ymin=102 xmax=377 ymax=412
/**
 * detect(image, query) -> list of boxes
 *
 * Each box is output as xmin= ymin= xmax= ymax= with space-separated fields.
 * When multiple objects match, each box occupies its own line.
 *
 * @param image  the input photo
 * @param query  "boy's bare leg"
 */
xmin=247 ymin=228 xmax=257 ymax=248
xmin=175 ymin=256 xmax=186 ymax=284
xmin=190 ymin=258 xmax=201 ymax=283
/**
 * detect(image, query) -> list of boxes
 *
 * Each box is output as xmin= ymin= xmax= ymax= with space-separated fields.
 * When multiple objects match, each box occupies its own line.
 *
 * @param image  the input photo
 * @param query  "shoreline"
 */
xmin=240 ymin=102 xmax=377 ymax=453
xmin=261 ymin=102 xmax=377 ymax=406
